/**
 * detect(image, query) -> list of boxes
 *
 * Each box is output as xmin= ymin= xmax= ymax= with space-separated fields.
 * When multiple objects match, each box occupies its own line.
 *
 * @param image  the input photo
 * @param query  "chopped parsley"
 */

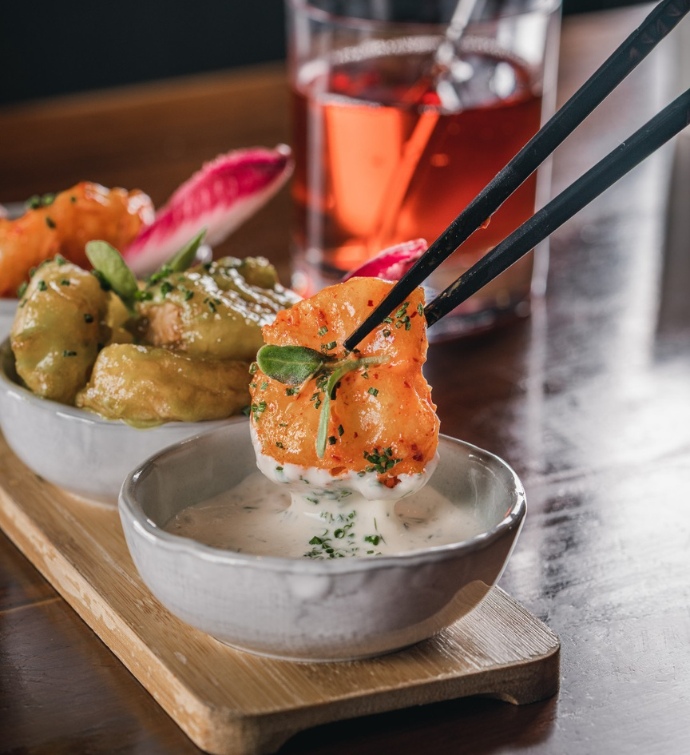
xmin=250 ymin=401 xmax=267 ymax=421
xmin=363 ymin=446 xmax=401 ymax=474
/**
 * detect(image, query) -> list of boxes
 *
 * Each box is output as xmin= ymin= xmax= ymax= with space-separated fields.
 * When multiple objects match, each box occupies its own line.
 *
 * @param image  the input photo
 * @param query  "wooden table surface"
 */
xmin=2 ymin=5 xmax=689 ymax=753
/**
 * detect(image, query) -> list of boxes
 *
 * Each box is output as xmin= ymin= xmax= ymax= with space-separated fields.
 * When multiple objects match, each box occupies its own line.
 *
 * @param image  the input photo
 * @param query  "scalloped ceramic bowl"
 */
xmin=119 ymin=421 xmax=526 ymax=662
xmin=0 ymin=338 xmax=242 ymax=504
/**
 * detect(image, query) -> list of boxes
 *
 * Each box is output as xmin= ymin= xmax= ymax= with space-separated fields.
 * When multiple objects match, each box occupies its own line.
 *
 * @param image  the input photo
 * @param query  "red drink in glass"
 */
xmin=287 ymin=1 xmax=561 ymax=337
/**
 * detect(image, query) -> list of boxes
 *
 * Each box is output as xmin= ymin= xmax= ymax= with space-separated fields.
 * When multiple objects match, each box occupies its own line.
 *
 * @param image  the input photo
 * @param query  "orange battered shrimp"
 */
xmin=250 ymin=277 xmax=439 ymax=483
xmin=0 ymin=182 xmax=153 ymax=297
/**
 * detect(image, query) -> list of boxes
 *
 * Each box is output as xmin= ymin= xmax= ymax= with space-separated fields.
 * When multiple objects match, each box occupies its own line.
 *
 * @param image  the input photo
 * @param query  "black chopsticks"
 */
xmin=425 ymin=87 xmax=690 ymax=325
xmin=343 ymin=0 xmax=690 ymax=351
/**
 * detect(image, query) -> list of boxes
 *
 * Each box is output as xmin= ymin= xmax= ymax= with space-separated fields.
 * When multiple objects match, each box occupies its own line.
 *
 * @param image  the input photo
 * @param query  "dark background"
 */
xmin=0 ymin=0 xmax=647 ymax=106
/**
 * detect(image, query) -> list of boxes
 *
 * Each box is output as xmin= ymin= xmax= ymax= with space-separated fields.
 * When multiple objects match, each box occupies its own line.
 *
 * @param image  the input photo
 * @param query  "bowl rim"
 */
xmin=119 ymin=425 xmax=526 ymax=575
xmin=0 ymin=337 xmax=244 ymax=432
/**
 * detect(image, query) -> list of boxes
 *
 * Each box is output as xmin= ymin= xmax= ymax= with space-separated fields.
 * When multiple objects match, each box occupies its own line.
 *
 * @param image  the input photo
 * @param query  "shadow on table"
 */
xmin=281 ymin=694 xmax=557 ymax=754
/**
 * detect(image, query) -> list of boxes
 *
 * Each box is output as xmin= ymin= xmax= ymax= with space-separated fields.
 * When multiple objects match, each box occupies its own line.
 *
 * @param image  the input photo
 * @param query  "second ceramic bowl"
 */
xmin=119 ymin=421 xmax=526 ymax=661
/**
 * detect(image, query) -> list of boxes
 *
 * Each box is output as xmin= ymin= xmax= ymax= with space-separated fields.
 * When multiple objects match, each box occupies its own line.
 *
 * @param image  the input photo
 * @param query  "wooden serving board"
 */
xmin=0 ymin=433 xmax=560 ymax=755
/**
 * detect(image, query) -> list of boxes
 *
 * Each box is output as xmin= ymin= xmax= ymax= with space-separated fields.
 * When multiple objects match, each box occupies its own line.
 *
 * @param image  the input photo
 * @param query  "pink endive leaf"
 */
xmin=124 ymin=145 xmax=293 ymax=275
xmin=342 ymin=238 xmax=428 ymax=281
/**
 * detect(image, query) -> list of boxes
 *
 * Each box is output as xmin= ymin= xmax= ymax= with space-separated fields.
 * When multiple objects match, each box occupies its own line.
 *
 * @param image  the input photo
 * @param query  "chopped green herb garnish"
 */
xmin=26 ymin=192 xmax=55 ymax=210
xmin=368 ymin=387 xmax=379 ymax=397
xmin=317 ymin=326 xmax=328 ymax=336
xmin=363 ymin=447 xmax=401 ymax=474
xmin=45 ymin=217 xmax=56 ymax=229
xmin=37 ymin=280 xmax=47 ymax=291
xmin=63 ymin=350 xmax=77 ymax=357
xmin=250 ymin=401 xmax=267 ymax=421
xmin=394 ymin=301 xmax=412 ymax=330
xmin=83 ymin=313 xmax=94 ymax=323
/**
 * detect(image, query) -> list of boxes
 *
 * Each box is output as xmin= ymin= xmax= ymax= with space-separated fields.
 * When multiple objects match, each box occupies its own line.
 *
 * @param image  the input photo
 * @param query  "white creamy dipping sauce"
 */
xmin=164 ymin=471 xmax=482 ymax=559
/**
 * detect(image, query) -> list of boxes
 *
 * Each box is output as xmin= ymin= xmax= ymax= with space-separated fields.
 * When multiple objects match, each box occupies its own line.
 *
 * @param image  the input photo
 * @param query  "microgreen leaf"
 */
xmin=257 ymin=345 xmax=328 ymax=385
xmin=86 ymin=240 xmax=139 ymax=304
xmin=165 ymin=228 xmax=207 ymax=273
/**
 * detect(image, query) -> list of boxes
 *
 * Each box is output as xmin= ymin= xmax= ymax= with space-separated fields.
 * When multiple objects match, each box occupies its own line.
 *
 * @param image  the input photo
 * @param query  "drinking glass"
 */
xmin=286 ymin=0 xmax=561 ymax=338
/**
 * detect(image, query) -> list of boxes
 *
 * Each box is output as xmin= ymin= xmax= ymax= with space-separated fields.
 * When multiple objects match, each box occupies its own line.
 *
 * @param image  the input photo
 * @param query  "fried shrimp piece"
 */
xmin=0 ymin=182 xmax=154 ymax=297
xmin=250 ymin=277 xmax=439 ymax=483
xmin=11 ymin=258 xmax=111 ymax=404
xmin=76 ymin=343 xmax=250 ymax=424
xmin=136 ymin=256 xmax=300 ymax=362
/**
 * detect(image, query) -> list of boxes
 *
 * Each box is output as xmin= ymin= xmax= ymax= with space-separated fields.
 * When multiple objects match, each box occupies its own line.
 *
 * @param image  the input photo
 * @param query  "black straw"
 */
xmin=425 ymin=88 xmax=690 ymax=325
xmin=344 ymin=0 xmax=690 ymax=351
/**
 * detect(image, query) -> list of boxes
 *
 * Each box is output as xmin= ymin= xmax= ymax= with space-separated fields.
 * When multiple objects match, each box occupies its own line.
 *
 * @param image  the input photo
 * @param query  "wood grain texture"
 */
xmin=0 ymin=434 xmax=559 ymax=755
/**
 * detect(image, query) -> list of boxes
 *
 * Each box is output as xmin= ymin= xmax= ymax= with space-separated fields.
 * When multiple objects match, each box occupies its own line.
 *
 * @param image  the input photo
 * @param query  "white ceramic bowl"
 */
xmin=0 ymin=299 xmax=17 ymax=343
xmin=119 ymin=421 xmax=526 ymax=662
xmin=0 ymin=338 xmax=242 ymax=504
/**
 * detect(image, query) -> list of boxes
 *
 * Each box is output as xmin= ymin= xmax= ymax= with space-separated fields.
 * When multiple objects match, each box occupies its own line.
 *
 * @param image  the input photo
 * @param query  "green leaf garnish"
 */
xmin=255 ymin=343 xmax=389 ymax=459
xmin=85 ymin=240 xmax=139 ymax=304
xmin=257 ymin=345 xmax=328 ymax=385
xmin=165 ymin=228 xmax=206 ymax=273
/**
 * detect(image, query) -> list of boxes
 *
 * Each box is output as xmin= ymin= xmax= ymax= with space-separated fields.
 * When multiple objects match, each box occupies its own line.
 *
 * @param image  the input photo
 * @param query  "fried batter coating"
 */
xmin=136 ymin=256 xmax=300 ymax=361
xmin=11 ymin=259 xmax=111 ymax=404
xmin=76 ymin=343 xmax=250 ymax=424
xmin=0 ymin=182 xmax=153 ymax=297
xmin=250 ymin=277 xmax=439 ymax=480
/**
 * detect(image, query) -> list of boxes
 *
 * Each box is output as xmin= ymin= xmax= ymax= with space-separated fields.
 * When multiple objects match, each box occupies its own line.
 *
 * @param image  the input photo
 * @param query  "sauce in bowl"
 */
xmin=164 ymin=467 xmax=483 ymax=558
